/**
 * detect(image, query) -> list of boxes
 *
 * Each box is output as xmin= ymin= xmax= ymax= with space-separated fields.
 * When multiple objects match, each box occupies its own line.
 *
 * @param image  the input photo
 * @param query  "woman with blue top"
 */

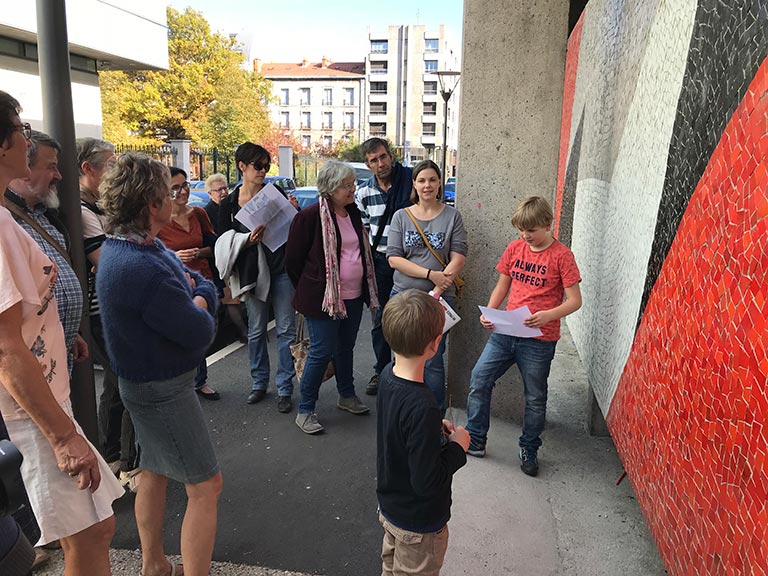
xmin=96 ymin=153 xmax=222 ymax=576
xmin=386 ymin=160 xmax=468 ymax=412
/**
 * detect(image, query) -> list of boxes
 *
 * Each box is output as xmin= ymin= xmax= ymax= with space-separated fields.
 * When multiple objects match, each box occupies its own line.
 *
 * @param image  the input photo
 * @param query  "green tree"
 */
xmin=100 ymin=7 xmax=273 ymax=148
xmin=333 ymin=136 xmax=403 ymax=163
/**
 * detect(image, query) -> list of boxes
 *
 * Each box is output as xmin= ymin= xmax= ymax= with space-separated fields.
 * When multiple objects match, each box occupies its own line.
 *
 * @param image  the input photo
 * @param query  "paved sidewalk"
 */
xmin=36 ymin=319 xmax=665 ymax=575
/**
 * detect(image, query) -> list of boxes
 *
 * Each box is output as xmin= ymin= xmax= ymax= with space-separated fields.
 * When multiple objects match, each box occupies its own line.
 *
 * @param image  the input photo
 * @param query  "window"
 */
xmin=301 ymin=112 xmax=311 ymax=129
xmin=280 ymin=112 xmax=290 ymax=128
xmin=344 ymin=88 xmax=355 ymax=106
xmin=424 ymin=81 xmax=437 ymax=95
xmin=370 ymin=62 xmax=388 ymax=75
xmin=423 ymin=102 xmax=437 ymax=115
xmin=370 ymin=122 xmax=386 ymax=136
xmin=423 ymin=123 xmax=436 ymax=136
xmin=370 ymin=82 xmax=387 ymax=94
xmin=425 ymin=39 xmax=439 ymax=53
xmin=299 ymin=87 xmax=311 ymax=105
xmin=370 ymin=103 xmax=387 ymax=115
xmin=371 ymin=40 xmax=388 ymax=53
xmin=424 ymin=60 xmax=438 ymax=73
xmin=323 ymin=112 xmax=333 ymax=129
xmin=323 ymin=88 xmax=333 ymax=105
xmin=344 ymin=112 xmax=355 ymax=129
xmin=280 ymin=88 xmax=289 ymax=105
xmin=301 ymin=135 xmax=311 ymax=148
xmin=323 ymin=135 xmax=333 ymax=148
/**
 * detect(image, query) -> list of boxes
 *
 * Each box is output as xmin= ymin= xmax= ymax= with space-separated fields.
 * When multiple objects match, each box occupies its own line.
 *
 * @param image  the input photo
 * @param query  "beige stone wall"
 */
xmin=447 ymin=0 xmax=569 ymax=419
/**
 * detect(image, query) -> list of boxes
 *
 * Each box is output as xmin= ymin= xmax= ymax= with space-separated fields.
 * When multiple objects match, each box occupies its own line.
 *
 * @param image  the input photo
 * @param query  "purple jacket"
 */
xmin=285 ymin=202 xmax=374 ymax=318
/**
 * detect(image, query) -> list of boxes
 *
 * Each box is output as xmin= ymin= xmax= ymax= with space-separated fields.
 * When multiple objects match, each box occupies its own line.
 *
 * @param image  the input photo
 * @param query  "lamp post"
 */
xmin=435 ymin=70 xmax=461 ymax=184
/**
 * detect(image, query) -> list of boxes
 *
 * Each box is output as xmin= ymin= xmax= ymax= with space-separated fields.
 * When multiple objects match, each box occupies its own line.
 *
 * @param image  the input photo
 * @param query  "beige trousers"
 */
xmin=379 ymin=513 xmax=449 ymax=576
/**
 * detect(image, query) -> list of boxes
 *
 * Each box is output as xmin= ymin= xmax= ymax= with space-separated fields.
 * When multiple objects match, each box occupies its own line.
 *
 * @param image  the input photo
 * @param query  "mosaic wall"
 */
xmin=555 ymin=1 xmax=768 ymax=574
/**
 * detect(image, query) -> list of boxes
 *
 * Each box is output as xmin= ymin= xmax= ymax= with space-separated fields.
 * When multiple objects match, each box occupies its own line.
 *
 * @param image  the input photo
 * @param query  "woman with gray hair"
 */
xmin=286 ymin=161 xmax=379 ymax=434
xmin=96 ymin=153 xmax=222 ymax=576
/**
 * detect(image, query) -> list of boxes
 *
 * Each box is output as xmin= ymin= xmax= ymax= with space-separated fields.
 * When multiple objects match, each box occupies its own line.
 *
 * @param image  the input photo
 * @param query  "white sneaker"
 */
xmin=296 ymin=412 xmax=324 ymax=434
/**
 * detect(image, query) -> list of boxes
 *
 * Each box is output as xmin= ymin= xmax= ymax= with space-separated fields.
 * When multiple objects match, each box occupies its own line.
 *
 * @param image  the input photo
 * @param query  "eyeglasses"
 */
xmin=338 ymin=181 xmax=356 ymax=191
xmin=365 ymin=152 xmax=390 ymax=167
xmin=13 ymin=122 xmax=32 ymax=141
xmin=250 ymin=161 xmax=270 ymax=172
xmin=170 ymin=181 xmax=190 ymax=194
xmin=210 ymin=186 xmax=228 ymax=194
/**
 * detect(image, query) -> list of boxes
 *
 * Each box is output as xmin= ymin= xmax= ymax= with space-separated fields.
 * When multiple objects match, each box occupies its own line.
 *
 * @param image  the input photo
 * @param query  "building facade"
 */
xmin=0 ymin=0 xmax=168 ymax=136
xmin=366 ymin=25 xmax=460 ymax=170
xmin=260 ymin=58 xmax=366 ymax=151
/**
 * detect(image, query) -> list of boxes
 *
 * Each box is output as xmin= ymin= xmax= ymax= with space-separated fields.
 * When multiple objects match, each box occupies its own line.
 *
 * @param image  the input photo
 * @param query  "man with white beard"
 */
xmin=4 ymin=130 xmax=88 ymax=373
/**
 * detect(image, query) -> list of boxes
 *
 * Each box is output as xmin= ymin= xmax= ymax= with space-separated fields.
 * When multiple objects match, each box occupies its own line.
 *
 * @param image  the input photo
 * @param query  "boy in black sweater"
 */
xmin=377 ymin=289 xmax=470 ymax=575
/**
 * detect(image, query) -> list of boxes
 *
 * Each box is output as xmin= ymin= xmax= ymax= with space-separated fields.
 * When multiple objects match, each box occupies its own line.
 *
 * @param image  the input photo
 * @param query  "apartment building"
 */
xmin=366 ymin=25 xmax=460 ymax=170
xmin=0 ymin=1 xmax=168 ymax=136
xmin=260 ymin=57 xmax=367 ymax=150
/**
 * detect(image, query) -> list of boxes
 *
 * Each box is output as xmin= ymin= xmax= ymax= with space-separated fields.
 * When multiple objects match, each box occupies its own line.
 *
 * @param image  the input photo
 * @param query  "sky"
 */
xmin=166 ymin=0 xmax=464 ymax=64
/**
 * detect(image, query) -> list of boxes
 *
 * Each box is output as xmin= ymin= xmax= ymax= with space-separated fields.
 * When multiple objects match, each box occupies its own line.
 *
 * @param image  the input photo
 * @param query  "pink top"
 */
xmin=337 ymin=214 xmax=363 ymax=300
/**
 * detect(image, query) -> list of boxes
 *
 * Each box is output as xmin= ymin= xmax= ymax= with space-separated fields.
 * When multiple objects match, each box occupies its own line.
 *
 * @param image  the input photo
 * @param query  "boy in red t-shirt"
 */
xmin=465 ymin=196 xmax=582 ymax=476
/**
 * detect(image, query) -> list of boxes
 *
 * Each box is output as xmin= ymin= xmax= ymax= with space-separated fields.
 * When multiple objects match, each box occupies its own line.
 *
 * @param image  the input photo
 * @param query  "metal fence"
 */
xmin=190 ymin=147 xmax=238 ymax=183
xmin=114 ymin=144 xmax=177 ymax=166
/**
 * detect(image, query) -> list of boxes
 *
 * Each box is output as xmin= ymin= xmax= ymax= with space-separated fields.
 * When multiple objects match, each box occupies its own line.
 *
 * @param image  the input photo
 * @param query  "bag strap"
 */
xmin=295 ymin=313 xmax=305 ymax=342
xmin=6 ymin=202 xmax=72 ymax=265
xmin=404 ymin=208 xmax=446 ymax=268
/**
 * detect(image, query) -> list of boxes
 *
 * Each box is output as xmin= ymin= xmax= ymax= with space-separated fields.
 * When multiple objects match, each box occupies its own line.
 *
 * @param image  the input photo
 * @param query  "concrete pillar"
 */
xmin=447 ymin=1 xmax=569 ymax=421
xmin=168 ymin=139 xmax=192 ymax=175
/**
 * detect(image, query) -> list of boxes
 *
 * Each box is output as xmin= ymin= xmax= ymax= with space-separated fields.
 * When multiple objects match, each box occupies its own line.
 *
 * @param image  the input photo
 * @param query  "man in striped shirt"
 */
xmin=354 ymin=138 xmax=412 ymax=395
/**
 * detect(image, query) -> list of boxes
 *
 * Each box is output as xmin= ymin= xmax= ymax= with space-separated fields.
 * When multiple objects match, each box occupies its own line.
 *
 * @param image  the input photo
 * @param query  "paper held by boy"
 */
xmin=477 ymin=305 xmax=543 ymax=338
xmin=430 ymin=291 xmax=461 ymax=334
xmin=234 ymin=183 xmax=295 ymax=251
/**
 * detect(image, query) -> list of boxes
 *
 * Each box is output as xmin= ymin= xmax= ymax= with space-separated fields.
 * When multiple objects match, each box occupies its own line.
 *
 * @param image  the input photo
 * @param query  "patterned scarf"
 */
xmin=320 ymin=197 xmax=380 ymax=319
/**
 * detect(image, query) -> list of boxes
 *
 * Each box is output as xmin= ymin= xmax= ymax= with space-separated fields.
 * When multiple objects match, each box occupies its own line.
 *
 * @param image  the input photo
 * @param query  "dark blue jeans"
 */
xmin=465 ymin=334 xmax=557 ymax=452
xmin=298 ymin=297 xmax=364 ymax=413
xmin=371 ymin=252 xmax=394 ymax=374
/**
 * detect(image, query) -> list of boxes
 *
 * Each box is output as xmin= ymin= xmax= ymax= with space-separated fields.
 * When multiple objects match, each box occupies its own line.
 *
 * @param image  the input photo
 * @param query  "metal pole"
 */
xmin=36 ymin=0 xmax=99 ymax=443
xmin=441 ymin=91 xmax=450 ymax=183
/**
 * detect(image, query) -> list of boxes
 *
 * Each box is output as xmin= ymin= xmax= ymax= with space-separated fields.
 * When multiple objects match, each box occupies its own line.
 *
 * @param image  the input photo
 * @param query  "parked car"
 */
xmin=348 ymin=162 xmax=373 ymax=186
xmin=443 ymin=182 xmax=456 ymax=206
xmin=293 ymin=186 xmax=319 ymax=210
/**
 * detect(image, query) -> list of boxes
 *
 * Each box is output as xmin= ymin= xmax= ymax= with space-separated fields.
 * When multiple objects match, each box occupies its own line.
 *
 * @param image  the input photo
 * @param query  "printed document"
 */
xmin=234 ymin=183 xmax=296 ymax=251
xmin=478 ymin=305 xmax=543 ymax=338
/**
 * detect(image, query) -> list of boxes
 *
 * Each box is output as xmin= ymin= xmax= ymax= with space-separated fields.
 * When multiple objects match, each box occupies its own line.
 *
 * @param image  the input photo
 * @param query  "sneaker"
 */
xmin=296 ymin=412 xmax=324 ymax=434
xmin=365 ymin=374 xmax=379 ymax=396
xmin=277 ymin=396 xmax=293 ymax=413
xmin=467 ymin=439 xmax=486 ymax=458
xmin=337 ymin=395 xmax=370 ymax=415
xmin=519 ymin=447 xmax=539 ymax=477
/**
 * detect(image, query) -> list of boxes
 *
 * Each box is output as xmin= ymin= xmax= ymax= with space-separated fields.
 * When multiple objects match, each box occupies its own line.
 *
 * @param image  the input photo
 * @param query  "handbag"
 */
xmin=290 ymin=313 xmax=335 ymax=383
xmin=404 ymin=209 xmax=465 ymax=299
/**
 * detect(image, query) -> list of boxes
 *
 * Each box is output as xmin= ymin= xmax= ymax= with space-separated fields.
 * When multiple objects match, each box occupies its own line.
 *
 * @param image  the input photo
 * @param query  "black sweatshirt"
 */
xmin=376 ymin=363 xmax=467 ymax=532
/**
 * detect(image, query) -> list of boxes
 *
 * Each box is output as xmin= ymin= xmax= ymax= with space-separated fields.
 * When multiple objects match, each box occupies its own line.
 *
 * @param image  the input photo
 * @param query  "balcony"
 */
xmin=421 ymin=134 xmax=436 ymax=145
xmin=368 ymin=113 xmax=387 ymax=123
xmin=369 ymin=92 xmax=388 ymax=103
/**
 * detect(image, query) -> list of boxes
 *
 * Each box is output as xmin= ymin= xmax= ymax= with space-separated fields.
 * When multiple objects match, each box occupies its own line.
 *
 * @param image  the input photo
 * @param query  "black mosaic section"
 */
xmin=638 ymin=0 xmax=768 ymax=326
xmin=558 ymin=109 xmax=584 ymax=249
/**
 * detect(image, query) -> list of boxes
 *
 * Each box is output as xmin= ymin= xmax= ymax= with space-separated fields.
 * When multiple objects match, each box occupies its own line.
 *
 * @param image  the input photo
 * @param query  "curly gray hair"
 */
xmin=317 ymin=160 xmax=355 ymax=199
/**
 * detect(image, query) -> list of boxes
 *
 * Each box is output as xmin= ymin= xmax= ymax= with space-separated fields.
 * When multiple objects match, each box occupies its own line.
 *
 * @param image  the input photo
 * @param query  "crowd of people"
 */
xmin=0 ymin=87 xmax=582 ymax=576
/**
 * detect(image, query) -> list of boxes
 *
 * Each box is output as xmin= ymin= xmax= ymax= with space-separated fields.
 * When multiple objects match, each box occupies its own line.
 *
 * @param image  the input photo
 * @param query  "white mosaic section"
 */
xmin=566 ymin=0 xmax=699 ymax=414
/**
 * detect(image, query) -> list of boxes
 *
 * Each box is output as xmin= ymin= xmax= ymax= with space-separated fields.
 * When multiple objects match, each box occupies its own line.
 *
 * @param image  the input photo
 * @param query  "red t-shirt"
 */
xmin=158 ymin=207 xmax=214 ymax=280
xmin=496 ymin=238 xmax=581 ymax=341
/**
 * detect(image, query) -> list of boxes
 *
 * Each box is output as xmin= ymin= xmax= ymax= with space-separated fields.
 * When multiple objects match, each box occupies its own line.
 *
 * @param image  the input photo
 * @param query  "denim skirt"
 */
xmin=119 ymin=369 xmax=219 ymax=484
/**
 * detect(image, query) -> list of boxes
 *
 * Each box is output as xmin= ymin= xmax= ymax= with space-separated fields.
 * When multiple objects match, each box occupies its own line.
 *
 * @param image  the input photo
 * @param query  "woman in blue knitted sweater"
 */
xmin=96 ymin=153 xmax=222 ymax=576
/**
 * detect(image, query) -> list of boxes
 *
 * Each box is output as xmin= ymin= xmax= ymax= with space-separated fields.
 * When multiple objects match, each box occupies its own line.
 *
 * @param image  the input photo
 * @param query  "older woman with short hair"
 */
xmin=286 ymin=160 xmax=379 ymax=434
xmin=96 ymin=153 xmax=222 ymax=576
xmin=203 ymin=172 xmax=228 ymax=235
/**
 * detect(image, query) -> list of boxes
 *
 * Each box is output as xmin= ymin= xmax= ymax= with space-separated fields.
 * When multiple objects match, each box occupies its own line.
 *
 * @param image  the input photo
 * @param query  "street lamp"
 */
xmin=435 ymin=70 xmax=461 ymax=184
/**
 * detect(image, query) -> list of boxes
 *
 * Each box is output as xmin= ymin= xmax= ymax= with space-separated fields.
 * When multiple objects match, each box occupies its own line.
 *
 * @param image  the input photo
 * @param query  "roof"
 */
xmin=262 ymin=61 xmax=365 ymax=79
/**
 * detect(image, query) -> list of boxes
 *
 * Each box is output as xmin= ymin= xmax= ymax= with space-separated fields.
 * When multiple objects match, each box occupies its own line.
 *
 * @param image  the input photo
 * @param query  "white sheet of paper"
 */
xmin=432 ymin=292 xmax=461 ymax=334
xmin=234 ymin=183 xmax=297 ymax=251
xmin=478 ymin=305 xmax=543 ymax=338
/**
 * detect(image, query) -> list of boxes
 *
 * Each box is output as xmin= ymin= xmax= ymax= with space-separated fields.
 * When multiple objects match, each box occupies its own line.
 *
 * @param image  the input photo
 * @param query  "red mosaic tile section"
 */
xmin=554 ymin=14 xmax=583 ymax=236
xmin=607 ymin=58 xmax=768 ymax=575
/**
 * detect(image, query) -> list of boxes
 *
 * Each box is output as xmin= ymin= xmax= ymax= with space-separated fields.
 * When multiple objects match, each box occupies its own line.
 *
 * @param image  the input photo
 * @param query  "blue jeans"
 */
xmin=391 ymin=289 xmax=453 ymax=413
xmin=372 ymin=252 xmax=394 ymax=374
xmin=298 ymin=297 xmax=364 ymax=413
xmin=244 ymin=272 xmax=297 ymax=397
xmin=465 ymin=334 xmax=557 ymax=452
